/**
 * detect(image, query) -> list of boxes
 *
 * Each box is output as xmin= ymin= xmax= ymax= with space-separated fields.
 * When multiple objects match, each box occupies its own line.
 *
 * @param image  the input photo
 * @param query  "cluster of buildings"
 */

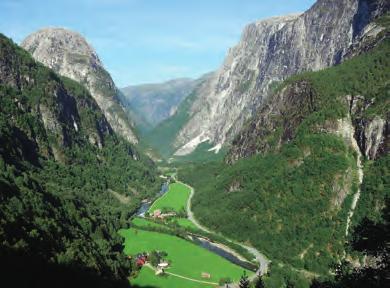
xmin=152 ymin=209 xmax=176 ymax=220
xmin=134 ymin=252 xmax=170 ymax=276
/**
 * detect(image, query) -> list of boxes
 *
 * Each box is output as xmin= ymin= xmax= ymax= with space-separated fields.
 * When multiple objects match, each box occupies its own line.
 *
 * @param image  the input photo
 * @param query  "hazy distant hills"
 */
xmin=119 ymin=77 xmax=203 ymax=133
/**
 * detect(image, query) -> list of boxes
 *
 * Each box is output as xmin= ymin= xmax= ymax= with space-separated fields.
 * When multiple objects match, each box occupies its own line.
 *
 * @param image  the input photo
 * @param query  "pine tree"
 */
xmin=255 ymin=276 xmax=265 ymax=288
xmin=239 ymin=271 xmax=250 ymax=288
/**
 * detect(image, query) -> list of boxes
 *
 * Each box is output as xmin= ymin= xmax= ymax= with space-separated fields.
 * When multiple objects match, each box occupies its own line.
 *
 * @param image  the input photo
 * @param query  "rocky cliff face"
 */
xmin=227 ymin=80 xmax=317 ymax=162
xmin=227 ymin=30 xmax=389 ymax=164
xmin=120 ymin=77 xmax=200 ymax=131
xmin=0 ymin=33 xmax=112 ymax=162
xmin=228 ymin=82 xmax=389 ymax=163
xmin=350 ymin=95 xmax=390 ymax=160
xmin=21 ymin=28 xmax=138 ymax=144
xmin=173 ymin=0 xmax=388 ymax=156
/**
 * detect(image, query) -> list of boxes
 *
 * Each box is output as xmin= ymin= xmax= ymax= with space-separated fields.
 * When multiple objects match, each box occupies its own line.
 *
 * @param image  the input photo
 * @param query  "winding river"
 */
xmin=135 ymin=177 xmax=269 ymax=275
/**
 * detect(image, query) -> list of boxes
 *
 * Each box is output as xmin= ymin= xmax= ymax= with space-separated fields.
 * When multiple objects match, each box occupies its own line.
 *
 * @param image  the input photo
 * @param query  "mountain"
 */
xmin=21 ymin=28 xmax=138 ymax=144
xmin=180 ymin=11 xmax=389 ymax=288
xmin=169 ymin=0 xmax=389 ymax=156
xmin=0 ymin=33 xmax=159 ymax=288
xmin=142 ymin=74 xmax=212 ymax=158
xmin=120 ymin=78 xmax=201 ymax=133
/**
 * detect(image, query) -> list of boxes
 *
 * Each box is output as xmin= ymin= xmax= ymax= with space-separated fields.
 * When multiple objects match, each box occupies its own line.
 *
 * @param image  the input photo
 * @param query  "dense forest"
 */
xmin=180 ymin=37 xmax=389 ymax=287
xmin=0 ymin=34 xmax=160 ymax=288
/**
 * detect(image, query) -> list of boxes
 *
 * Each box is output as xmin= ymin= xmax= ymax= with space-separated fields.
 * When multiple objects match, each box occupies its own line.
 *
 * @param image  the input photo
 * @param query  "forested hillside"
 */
xmin=144 ymin=89 xmax=201 ymax=158
xmin=181 ymin=33 xmax=389 ymax=287
xmin=0 ymin=34 xmax=160 ymax=288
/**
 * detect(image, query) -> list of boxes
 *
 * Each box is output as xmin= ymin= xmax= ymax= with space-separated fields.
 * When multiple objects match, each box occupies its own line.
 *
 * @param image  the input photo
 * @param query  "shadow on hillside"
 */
xmin=311 ymin=199 xmax=390 ymax=288
xmin=0 ymin=247 xmax=131 ymax=288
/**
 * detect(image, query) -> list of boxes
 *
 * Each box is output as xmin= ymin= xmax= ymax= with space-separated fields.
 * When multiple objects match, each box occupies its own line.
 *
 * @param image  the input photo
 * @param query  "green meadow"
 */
xmin=131 ymin=217 xmax=167 ymax=229
xmin=132 ymin=217 xmax=199 ymax=231
xmin=148 ymin=182 xmax=191 ymax=213
xmin=119 ymin=228 xmax=252 ymax=286
xmin=174 ymin=217 xmax=199 ymax=230
xmin=131 ymin=267 xmax=216 ymax=288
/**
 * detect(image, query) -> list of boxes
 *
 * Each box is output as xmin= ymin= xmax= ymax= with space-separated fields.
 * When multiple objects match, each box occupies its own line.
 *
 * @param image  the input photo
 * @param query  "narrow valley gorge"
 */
xmin=0 ymin=0 xmax=389 ymax=288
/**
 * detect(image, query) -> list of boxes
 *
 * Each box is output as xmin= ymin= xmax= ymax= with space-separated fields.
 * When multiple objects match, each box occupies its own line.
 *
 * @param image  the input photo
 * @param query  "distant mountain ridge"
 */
xmin=120 ymin=77 xmax=203 ymax=133
xmin=21 ymin=28 xmax=138 ymax=144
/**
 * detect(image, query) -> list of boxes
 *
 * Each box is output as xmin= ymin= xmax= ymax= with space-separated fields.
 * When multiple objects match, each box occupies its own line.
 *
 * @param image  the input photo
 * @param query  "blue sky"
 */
xmin=0 ymin=0 xmax=315 ymax=87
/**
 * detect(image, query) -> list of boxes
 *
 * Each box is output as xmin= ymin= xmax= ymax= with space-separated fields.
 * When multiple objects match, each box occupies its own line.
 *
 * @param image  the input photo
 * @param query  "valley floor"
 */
xmin=119 ymin=179 xmax=254 ymax=288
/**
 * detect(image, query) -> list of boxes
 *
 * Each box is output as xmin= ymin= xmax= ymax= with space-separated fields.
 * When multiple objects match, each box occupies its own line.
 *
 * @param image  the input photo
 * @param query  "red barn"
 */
xmin=136 ymin=256 xmax=147 ymax=266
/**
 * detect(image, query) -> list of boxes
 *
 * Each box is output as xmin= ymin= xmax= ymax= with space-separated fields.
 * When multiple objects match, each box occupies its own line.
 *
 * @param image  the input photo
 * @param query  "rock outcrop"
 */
xmin=21 ymin=28 xmax=138 ymax=144
xmin=173 ymin=0 xmax=388 ymax=156
xmin=226 ymin=80 xmax=318 ymax=163
xmin=350 ymin=95 xmax=390 ymax=160
xmin=0 ymin=33 xmax=112 ymax=162
xmin=227 ymin=60 xmax=389 ymax=164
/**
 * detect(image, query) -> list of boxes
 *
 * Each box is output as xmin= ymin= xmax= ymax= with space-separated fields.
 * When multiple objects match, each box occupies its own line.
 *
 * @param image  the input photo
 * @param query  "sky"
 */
xmin=0 ymin=0 xmax=315 ymax=87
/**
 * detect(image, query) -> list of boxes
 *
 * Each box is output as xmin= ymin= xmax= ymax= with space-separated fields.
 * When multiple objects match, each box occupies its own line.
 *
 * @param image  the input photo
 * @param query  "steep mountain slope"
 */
xmin=228 ymin=12 xmax=390 ymax=163
xmin=0 ymin=33 xmax=159 ymax=288
xmin=21 ymin=28 xmax=138 ymax=144
xmin=143 ymin=75 xmax=212 ymax=158
xmin=181 ymin=27 xmax=389 ymax=287
xmin=120 ymin=78 xmax=200 ymax=132
xmin=172 ymin=0 xmax=389 ymax=156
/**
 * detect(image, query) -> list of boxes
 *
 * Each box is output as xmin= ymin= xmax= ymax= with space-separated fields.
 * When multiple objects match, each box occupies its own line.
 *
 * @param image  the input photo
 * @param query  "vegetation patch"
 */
xmin=119 ymin=228 xmax=252 ymax=286
xmin=149 ymin=182 xmax=191 ymax=214
xmin=179 ymin=38 xmax=390 ymax=286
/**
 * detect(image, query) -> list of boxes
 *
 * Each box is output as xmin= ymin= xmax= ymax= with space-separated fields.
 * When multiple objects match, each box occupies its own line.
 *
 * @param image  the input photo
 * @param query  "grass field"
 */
xmin=174 ymin=218 xmax=199 ymax=230
xmin=148 ymin=182 xmax=191 ymax=213
xmin=119 ymin=228 xmax=252 ymax=286
xmin=131 ymin=266 xmax=216 ymax=288
xmin=131 ymin=217 xmax=167 ymax=229
xmin=132 ymin=217 xmax=199 ymax=231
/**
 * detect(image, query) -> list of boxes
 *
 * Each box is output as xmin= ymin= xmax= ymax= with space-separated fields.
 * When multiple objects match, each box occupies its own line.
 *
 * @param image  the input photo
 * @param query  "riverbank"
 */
xmin=125 ymin=178 xmax=256 ymax=287
xmin=181 ymin=179 xmax=270 ymax=277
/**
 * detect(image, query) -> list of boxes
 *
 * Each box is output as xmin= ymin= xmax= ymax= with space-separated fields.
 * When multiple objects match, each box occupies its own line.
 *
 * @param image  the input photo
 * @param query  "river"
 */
xmin=191 ymin=236 xmax=257 ymax=271
xmin=136 ymin=181 xmax=169 ymax=217
xmin=134 ymin=178 xmax=267 ymax=274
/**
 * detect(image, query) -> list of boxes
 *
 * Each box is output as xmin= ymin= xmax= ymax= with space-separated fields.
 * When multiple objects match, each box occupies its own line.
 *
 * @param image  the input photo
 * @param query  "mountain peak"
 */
xmin=21 ymin=27 xmax=138 ymax=144
xmin=21 ymin=27 xmax=102 ymax=68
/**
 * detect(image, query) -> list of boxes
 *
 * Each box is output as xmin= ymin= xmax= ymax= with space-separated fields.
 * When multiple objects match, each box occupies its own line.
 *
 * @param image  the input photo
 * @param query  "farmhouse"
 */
xmin=152 ymin=209 xmax=177 ymax=219
xmin=136 ymin=254 xmax=148 ymax=267
xmin=201 ymin=272 xmax=211 ymax=279
xmin=153 ymin=209 xmax=162 ymax=218
xmin=157 ymin=262 xmax=169 ymax=269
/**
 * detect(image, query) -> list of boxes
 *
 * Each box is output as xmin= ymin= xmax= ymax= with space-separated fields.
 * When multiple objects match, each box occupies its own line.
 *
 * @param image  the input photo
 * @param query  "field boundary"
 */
xmin=144 ymin=264 xmax=219 ymax=285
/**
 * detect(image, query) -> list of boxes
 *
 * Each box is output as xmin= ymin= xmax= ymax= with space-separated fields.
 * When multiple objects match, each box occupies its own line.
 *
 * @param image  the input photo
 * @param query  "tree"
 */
xmin=255 ymin=276 xmax=265 ymax=288
xmin=148 ymin=250 xmax=160 ymax=267
xmin=239 ymin=271 xmax=250 ymax=288
xmin=219 ymin=277 xmax=232 ymax=287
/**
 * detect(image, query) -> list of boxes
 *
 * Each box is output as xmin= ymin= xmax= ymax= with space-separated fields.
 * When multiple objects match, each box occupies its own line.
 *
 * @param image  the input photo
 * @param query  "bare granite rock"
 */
xmin=173 ymin=0 xmax=388 ymax=156
xmin=21 ymin=28 xmax=138 ymax=144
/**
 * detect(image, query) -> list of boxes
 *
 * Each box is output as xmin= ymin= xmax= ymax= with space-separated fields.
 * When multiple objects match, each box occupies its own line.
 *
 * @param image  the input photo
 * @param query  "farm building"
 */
xmin=136 ymin=254 xmax=148 ymax=267
xmin=157 ymin=262 xmax=169 ymax=269
xmin=201 ymin=272 xmax=211 ymax=279
xmin=152 ymin=209 xmax=176 ymax=219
